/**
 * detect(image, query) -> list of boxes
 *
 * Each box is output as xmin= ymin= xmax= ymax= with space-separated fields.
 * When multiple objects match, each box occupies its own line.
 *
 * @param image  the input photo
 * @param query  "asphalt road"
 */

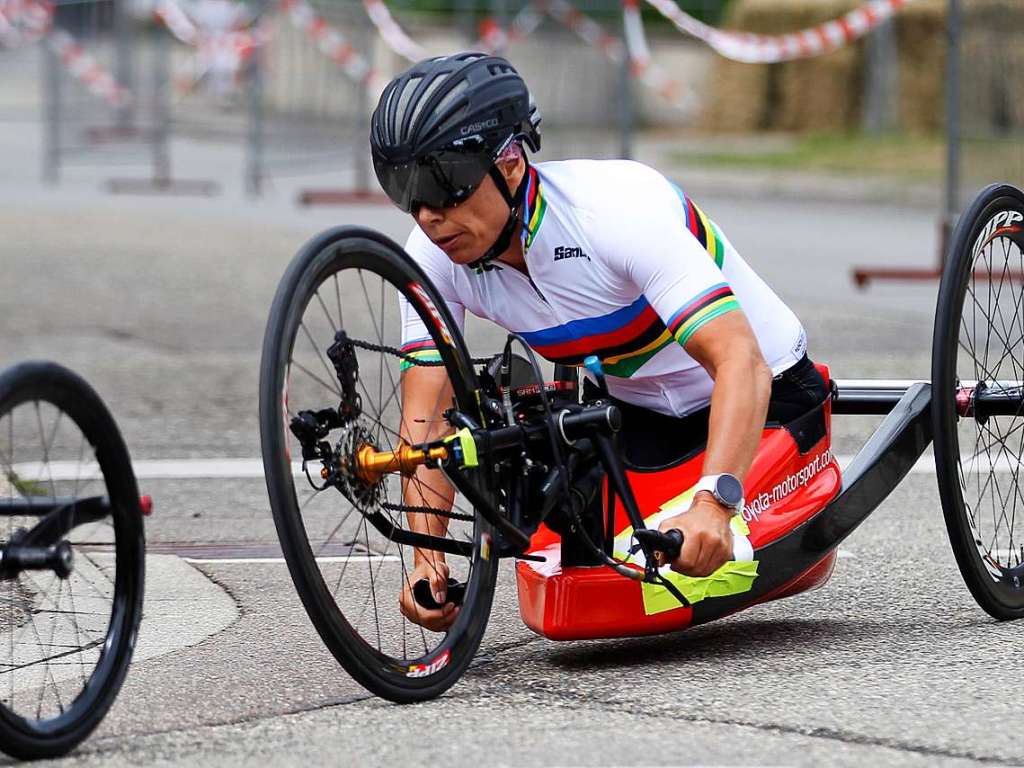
xmin=2 ymin=125 xmax=1021 ymax=767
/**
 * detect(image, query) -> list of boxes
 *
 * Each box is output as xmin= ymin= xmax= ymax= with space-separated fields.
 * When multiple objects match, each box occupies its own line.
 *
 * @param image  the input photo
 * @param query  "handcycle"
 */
xmin=259 ymin=182 xmax=1024 ymax=703
xmin=0 ymin=361 xmax=146 ymax=758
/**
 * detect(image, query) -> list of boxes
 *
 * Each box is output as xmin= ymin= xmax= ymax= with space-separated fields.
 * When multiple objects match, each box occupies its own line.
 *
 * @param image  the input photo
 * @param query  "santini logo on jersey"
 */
xmin=553 ymin=245 xmax=590 ymax=262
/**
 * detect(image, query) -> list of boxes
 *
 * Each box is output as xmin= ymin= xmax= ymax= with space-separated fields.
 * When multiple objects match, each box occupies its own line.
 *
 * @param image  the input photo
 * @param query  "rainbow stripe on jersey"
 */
xmin=399 ymin=337 xmax=441 ymax=372
xmin=673 ymin=184 xmax=726 ymax=268
xmin=519 ymin=284 xmax=738 ymax=378
xmin=521 ymin=165 xmax=547 ymax=252
xmin=666 ymin=283 xmax=739 ymax=345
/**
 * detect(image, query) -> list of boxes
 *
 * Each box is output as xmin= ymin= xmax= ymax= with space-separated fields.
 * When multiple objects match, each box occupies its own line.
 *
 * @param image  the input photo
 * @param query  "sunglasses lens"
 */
xmin=373 ymin=147 xmax=495 ymax=212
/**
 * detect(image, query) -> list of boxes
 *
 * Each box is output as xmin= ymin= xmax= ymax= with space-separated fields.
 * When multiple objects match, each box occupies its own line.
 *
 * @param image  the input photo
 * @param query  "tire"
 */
xmin=0 ymin=361 xmax=145 ymax=759
xmin=259 ymin=226 xmax=499 ymax=702
xmin=932 ymin=183 xmax=1024 ymax=620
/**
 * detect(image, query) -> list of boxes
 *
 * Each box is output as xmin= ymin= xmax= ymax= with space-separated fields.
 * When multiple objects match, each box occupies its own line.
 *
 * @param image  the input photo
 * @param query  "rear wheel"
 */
xmin=0 ymin=361 xmax=145 ymax=758
xmin=933 ymin=183 xmax=1024 ymax=619
xmin=259 ymin=227 xmax=499 ymax=702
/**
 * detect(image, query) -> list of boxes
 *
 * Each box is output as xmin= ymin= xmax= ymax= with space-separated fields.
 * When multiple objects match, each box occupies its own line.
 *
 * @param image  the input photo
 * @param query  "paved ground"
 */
xmin=1 ymin=57 xmax=1021 ymax=766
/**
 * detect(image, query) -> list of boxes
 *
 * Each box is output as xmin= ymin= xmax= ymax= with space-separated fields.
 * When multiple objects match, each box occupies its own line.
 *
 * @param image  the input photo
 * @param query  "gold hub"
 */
xmin=354 ymin=440 xmax=448 ymax=485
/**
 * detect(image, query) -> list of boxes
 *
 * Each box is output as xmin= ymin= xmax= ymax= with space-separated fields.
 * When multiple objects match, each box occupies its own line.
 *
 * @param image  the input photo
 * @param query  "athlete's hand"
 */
xmin=657 ymin=493 xmax=734 ymax=577
xmin=399 ymin=558 xmax=459 ymax=632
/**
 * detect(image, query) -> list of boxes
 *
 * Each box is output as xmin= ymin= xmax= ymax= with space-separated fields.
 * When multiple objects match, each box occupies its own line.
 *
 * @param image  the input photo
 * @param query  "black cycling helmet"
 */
xmin=371 ymin=52 xmax=541 ymax=269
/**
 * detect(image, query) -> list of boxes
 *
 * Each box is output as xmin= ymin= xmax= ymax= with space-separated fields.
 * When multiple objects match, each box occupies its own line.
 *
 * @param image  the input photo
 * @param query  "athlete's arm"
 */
xmin=598 ymin=167 xmax=772 ymax=576
xmin=662 ymin=312 xmax=771 ymax=576
xmin=396 ymin=232 xmax=466 ymax=631
xmin=397 ymin=364 xmax=460 ymax=631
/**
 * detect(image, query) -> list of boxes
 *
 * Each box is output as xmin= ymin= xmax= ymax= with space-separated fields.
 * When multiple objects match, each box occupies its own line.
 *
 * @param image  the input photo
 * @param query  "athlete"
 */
xmin=370 ymin=53 xmax=827 ymax=631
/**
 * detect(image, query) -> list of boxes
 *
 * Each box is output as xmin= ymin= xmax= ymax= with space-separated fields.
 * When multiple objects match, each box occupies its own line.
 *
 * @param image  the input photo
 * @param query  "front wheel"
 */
xmin=259 ymin=226 xmax=499 ymax=702
xmin=0 ymin=361 xmax=145 ymax=759
xmin=932 ymin=183 xmax=1024 ymax=620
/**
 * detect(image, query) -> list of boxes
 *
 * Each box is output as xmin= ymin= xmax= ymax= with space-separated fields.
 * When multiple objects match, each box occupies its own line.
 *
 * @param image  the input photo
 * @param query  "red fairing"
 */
xmin=516 ymin=363 xmax=842 ymax=641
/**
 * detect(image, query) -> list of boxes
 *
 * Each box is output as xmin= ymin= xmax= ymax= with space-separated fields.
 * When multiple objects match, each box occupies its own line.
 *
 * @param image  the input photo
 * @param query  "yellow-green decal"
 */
xmin=613 ymin=493 xmax=759 ymax=615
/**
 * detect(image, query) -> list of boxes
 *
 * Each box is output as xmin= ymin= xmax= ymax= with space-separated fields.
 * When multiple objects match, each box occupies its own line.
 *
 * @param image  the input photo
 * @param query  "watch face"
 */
xmin=715 ymin=474 xmax=744 ymax=508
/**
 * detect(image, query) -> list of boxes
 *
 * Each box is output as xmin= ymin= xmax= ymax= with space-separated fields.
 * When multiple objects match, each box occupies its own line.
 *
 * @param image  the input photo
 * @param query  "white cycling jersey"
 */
xmin=399 ymin=159 xmax=806 ymax=418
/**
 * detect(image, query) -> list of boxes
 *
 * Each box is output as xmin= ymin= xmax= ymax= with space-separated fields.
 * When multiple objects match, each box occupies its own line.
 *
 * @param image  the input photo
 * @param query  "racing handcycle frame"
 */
xmin=260 ymin=183 xmax=1024 ymax=703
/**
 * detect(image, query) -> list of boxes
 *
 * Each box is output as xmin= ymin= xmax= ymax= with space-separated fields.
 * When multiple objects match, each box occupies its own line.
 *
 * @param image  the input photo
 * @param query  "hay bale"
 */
xmin=894 ymin=0 xmax=945 ymax=133
xmin=703 ymin=0 xmax=951 ymax=134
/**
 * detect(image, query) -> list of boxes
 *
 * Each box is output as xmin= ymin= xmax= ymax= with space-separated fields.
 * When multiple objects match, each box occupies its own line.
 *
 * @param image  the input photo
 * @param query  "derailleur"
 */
xmin=327 ymin=330 xmax=361 ymax=424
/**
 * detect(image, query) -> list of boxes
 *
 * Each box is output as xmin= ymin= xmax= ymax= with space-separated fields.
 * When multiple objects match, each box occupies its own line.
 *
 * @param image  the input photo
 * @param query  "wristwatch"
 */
xmin=693 ymin=473 xmax=744 ymax=513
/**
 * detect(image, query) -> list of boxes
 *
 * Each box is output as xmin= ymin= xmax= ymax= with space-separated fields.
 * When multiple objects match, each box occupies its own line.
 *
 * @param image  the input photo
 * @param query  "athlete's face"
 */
xmin=414 ymin=156 xmax=525 ymax=265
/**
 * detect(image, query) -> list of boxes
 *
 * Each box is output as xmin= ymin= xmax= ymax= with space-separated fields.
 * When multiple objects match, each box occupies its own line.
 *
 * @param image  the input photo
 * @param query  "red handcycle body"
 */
xmin=517 ymin=363 xmax=842 ymax=640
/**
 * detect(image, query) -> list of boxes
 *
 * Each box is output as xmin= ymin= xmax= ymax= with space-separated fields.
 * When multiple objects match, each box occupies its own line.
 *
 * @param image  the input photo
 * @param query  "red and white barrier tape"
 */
xmin=541 ymin=0 xmax=690 ymax=110
xmin=0 ymin=0 xmax=51 ymax=48
xmin=644 ymin=0 xmax=912 ymax=63
xmin=621 ymin=0 xmax=691 ymax=110
xmin=542 ymin=0 xmax=624 ymax=62
xmin=361 ymin=0 xmax=425 ymax=62
xmin=47 ymin=28 xmax=131 ymax=106
xmin=476 ymin=2 xmax=544 ymax=54
xmin=154 ymin=0 xmax=199 ymax=45
xmin=155 ymin=0 xmax=260 ymax=96
xmin=280 ymin=0 xmax=382 ymax=90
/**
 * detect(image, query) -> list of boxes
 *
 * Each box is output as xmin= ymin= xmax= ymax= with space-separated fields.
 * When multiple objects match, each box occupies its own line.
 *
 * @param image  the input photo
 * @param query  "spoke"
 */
xmin=314 ymin=290 xmax=339 ymax=335
xmin=290 ymin=360 xmax=342 ymax=401
xmin=33 ymin=402 xmax=58 ymax=499
xmin=298 ymin=322 xmax=343 ymax=399
xmin=333 ymin=273 xmax=344 ymax=329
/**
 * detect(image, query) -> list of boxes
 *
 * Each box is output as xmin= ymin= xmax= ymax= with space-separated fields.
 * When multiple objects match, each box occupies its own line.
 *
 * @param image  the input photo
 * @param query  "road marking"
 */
xmin=7 ymin=453 xmax=1021 ymax=482
xmin=183 ymin=555 xmax=403 ymax=565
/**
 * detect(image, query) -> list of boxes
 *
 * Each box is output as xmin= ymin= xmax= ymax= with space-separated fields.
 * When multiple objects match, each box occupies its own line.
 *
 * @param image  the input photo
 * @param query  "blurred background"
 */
xmin=1 ymin=0 xmax=1020 ymax=241
xmin=2 ymin=2 xmax=1024 ymax=756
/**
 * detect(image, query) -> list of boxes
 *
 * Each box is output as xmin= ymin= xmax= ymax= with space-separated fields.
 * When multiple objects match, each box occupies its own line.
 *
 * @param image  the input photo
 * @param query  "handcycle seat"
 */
xmin=515 ymin=363 xmax=843 ymax=640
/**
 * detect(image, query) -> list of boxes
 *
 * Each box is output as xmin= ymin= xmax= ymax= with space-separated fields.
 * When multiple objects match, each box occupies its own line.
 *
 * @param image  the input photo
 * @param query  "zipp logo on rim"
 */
xmin=409 ymin=282 xmax=452 ymax=346
xmin=406 ymin=649 xmax=450 ymax=678
xmin=553 ymin=245 xmax=590 ymax=262
xmin=974 ymin=210 xmax=1024 ymax=255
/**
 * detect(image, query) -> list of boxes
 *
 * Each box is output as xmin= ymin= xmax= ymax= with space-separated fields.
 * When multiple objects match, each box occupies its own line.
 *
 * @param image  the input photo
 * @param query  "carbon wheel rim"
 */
xmin=948 ymin=196 xmax=1024 ymax=595
xmin=0 ymin=365 xmax=140 ymax=740
xmin=263 ymin=238 xmax=495 ymax=688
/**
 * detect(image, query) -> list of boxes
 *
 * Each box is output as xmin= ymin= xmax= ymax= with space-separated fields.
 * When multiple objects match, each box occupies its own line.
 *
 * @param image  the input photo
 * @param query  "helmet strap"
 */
xmin=467 ymin=159 xmax=531 ymax=273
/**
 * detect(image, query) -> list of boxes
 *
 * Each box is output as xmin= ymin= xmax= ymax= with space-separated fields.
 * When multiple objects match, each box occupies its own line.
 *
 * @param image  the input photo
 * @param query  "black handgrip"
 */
xmin=412 ymin=578 xmax=466 ymax=610
xmin=559 ymin=404 xmax=622 ymax=441
xmin=633 ymin=528 xmax=684 ymax=562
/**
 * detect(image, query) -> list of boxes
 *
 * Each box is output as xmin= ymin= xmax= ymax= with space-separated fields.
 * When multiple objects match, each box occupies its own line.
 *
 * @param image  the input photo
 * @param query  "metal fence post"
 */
xmin=943 ymin=0 xmax=961 ymax=259
xmin=152 ymin=25 xmax=172 ymax=186
xmin=618 ymin=11 xmax=633 ymax=160
xmin=113 ymin=0 xmax=135 ymax=131
xmin=352 ymin=5 xmax=372 ymax=195
xmin=41 ymin=35 xmax=60 ymax=184
xmin=245 ymin=0 xmax=266 ymax=197
xmin=863 ymin=16 xmax=899 ymax=134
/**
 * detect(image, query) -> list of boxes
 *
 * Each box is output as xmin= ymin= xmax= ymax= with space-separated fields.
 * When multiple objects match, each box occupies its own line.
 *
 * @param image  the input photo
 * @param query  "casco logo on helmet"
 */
xmin=460 ymin=118 xmax=499 ymax=136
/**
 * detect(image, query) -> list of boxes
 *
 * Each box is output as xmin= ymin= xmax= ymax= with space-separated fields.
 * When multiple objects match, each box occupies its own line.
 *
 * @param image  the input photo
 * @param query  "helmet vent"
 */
xmin=430 ymin=80 xmax=468 ymax=127
xmin=408 ymin=74 xmax=448 ymax=133
xmin=394 ymin=75 xmax=422 ymax=142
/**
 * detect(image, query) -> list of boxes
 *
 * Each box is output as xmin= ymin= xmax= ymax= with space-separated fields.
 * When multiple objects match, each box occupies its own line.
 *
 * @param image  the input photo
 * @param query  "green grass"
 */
xmin=671 ymin=133 xmax=946 ymax=183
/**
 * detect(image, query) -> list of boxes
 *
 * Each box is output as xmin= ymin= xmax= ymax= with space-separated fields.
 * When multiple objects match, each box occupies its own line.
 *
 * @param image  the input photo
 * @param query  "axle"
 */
xmin=354 ymin=441 xmax=449 ymax=484
xmin=832 ymin=379 xmax=1023 ymax=416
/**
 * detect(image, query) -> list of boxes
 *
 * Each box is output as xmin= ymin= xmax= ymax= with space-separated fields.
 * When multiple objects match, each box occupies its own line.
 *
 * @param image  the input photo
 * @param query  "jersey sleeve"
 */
xmin=598 ymin=170 xmax=740 ymax=349
xmin=399 ymin=227 xmax=466 ymax=372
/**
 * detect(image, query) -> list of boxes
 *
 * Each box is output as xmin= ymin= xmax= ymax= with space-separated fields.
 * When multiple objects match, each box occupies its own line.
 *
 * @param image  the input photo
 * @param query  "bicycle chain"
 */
xmin=380 ymin=502 xmax=475 ymax=522
xmin=348 ymin=337 xmax=493 ymax=367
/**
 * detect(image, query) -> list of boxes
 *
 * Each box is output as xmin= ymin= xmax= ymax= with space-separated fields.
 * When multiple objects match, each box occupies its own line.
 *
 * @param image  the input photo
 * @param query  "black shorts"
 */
xmin=583 ymin=355 xmax=830 ymax=469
